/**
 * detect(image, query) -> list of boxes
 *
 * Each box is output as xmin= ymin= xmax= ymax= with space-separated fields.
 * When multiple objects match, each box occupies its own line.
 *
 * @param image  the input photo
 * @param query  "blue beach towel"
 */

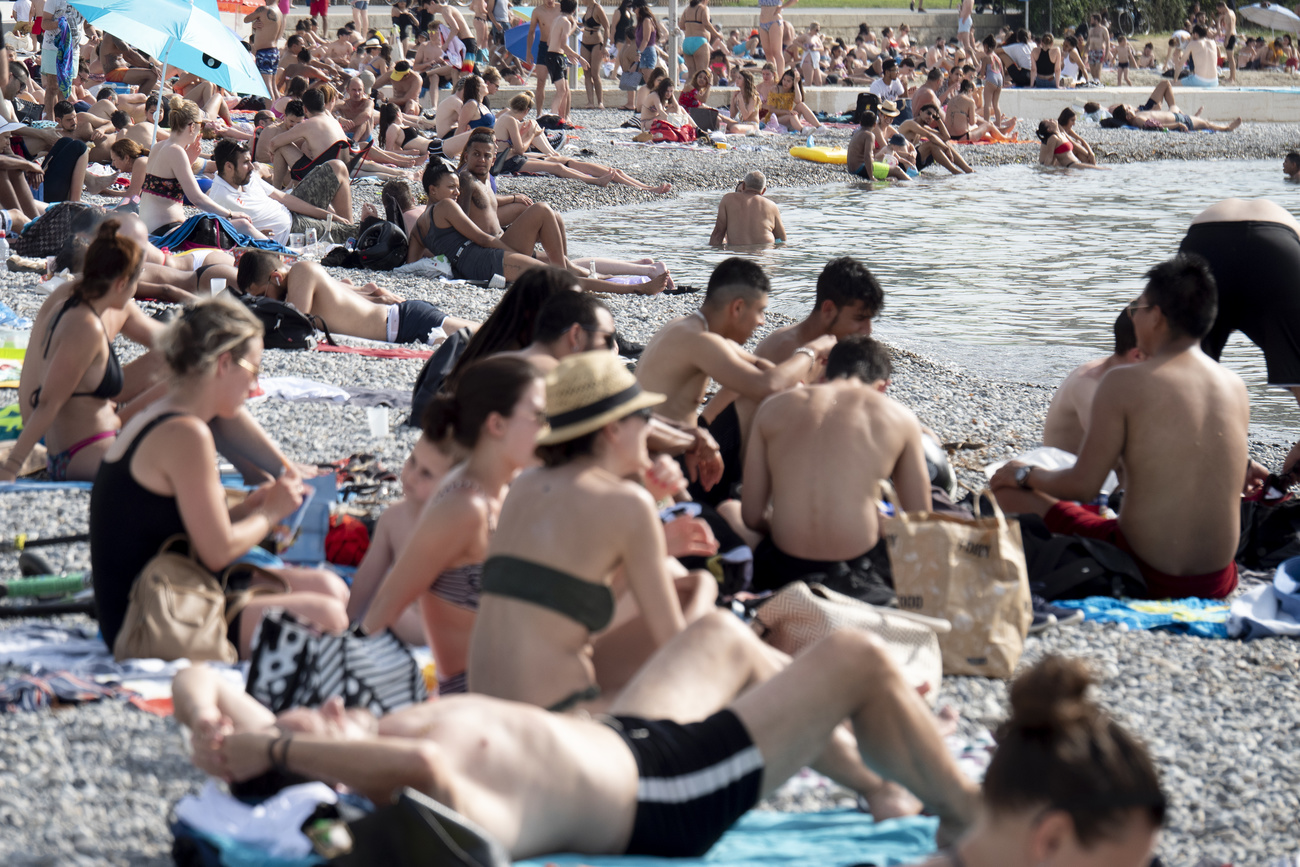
xmin=1054 ymin=596 xmax=1230 ymax=638
xmin=516 ymin=810 xmax=938 ymax=867
xmin=150 ymin=216 xmax=290 ymax=255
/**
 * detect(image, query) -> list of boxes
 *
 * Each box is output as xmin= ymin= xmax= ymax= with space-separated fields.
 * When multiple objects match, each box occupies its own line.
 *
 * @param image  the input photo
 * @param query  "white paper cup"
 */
xmin=366 ymin=406 xmax=389 ymax=438
xmin=209 ymin=277 xmax=226 ymax=296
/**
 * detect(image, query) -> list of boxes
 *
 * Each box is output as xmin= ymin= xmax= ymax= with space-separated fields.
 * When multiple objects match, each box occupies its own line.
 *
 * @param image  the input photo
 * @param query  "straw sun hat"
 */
xmin=537 ymin=353 xmax=665 ymax=446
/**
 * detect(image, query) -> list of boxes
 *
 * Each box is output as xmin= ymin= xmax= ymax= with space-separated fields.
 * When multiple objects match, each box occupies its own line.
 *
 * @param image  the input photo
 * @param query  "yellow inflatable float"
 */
xmin=788 ymin=145 xmax=848 ymax=164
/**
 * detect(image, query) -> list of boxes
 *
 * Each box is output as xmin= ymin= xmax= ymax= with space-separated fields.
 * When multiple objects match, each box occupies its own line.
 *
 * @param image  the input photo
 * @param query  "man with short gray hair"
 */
xmin=709 ymin=171 xmax=786 ymax=246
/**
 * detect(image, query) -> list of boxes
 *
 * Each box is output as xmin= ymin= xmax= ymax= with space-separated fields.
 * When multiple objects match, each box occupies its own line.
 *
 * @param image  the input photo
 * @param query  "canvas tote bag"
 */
xmin=752 ymin=581 xmax=950 ymax=705
xmin=881 ymin=492 xmax=1031 ymax=678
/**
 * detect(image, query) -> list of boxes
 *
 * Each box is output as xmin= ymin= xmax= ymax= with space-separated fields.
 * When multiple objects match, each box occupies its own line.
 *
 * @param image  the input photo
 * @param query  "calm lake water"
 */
xmin=564 ymin=159 xmax=1298 ymax=439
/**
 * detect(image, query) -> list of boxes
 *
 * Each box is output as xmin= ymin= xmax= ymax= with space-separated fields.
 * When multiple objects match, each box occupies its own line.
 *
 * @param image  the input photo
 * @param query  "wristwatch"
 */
xmin=1015 ymin=465 xmax=1034 ymax=490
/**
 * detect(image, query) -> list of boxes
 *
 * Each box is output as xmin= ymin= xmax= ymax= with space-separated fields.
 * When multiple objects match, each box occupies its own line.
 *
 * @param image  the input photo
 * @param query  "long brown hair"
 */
xmin=74 ymin=220 xmax=144 ymax=303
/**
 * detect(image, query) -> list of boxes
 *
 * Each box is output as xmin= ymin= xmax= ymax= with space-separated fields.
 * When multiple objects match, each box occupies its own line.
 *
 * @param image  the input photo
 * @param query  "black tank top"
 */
xmin=90 ymin=412 xmax=190 ymax=649
xmin=1036 ymin=48 xmax=1056 ymax=76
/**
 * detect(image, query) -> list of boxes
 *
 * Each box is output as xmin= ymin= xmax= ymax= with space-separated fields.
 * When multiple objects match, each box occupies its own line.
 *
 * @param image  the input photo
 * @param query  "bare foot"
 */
xmin=651 ymin=261 xmax=674 ymax=292
xmin=859 ymin=781 xmax=925 ymax=820
xmin=1195 ymin=105 xmax=1204 ymax=116
xmin=1228 ymin=117 xmax=1242 ymax=130
xmin=638 ymin=271 xmax=668 ymax=295
xmin=652 ymin=182 xmax=672 ymax=194
xmin=594 ymin=170 xmax=616 ymax=187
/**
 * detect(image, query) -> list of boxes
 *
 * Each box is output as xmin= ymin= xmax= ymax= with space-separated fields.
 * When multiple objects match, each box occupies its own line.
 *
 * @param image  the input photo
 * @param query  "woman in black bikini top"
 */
xmin=927 ymin=657 xmax=1165 ymax=867
xmin=580 ymin=0 xmax=610 ymax=109
xmin=4 ymin=219 xmax=142 ymax=484
xmin=472 ymin=352 xmax=716 ymax=714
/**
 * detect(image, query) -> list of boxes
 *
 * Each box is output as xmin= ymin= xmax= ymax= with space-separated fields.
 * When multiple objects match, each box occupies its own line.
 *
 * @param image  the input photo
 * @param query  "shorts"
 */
xmin=1139 ymin=98 xmax=1158 ymax=111
xmin=957 ymin=15 xmax=972 ymax=33
xmin=40 ymin=40 xmax=57 ymax=75
xmin=289 ymin=162 xmax=357 ymax=242
xmin=1032 ymin=77 xmax=1057 ymax=88
xmin=1180 ymin=220 xmax=1300 ymax=386
xmin=104 ymin=67 xmax=132 ymax=83
xmin=255 ymin=48 xmax=280 ymax=75
xmin=544 ymin=49 xmax=567 ymax=83
xmin=310 ymin=0 xmax=327 ymax=14
xmin=1173 ymin=111 xmax=1193 ymax=127
xmin=1087 ymin=48 xmax=1104 ymax=65
xmin=604 ymin=710 xmax=763 ymax=858
xmin=1044 ymin=501 xmax=1237 ymax=599
xmin=437 ymin=670 xmax=468 ymax=695
xmin=388 ymin=299 xmax=449 ymax=344
xmin=1182 ymin=72 xmax=1218 ymax=87
xmin=916 ymin=150 xmax=934 ymax=171
xmin=491 ymin=152 xmax=528 ymax=175
xmin=639 ymin=44 xmax=657 ymax=68
xmin=446 ymin=239 xmax=506 ymax=282
xmin=462 ymin=37 xmax=478 ymax=57
xmin=352 ymin=0 xmax=368 ymax=8
xmin=1226 ymin=34 xmax=1238 ymax=51
xmin=752 ymin=535 xmax=895 ymax=604
xmin=1118 ymin=61 xmax=1129 ymax=69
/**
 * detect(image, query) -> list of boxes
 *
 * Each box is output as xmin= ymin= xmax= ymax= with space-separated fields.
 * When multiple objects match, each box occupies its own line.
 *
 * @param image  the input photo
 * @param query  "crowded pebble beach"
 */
xmin=5 ymin=0 xmax=1300 ymax=865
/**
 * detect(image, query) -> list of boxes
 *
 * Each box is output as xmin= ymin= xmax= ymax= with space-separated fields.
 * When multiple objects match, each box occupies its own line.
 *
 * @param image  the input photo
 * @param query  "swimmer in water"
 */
xmin=708 ymin=171 xmax=786 ymax=247
xmin=1037 ymin=120 xmax=1107 ymax=169
xmin=1285 ymin=151 xmax=1300 ymax=181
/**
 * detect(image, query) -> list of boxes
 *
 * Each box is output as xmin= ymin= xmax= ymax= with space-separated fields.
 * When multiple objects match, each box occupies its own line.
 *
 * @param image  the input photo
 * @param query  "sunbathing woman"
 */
xmin=103 ymin=139 xmax=149 ymax=205
xmin=139 ymin=98 xmax=258 ymax=236
xmin=1037 ymin=119 xmax=1105 ymax=170
xmin=725 ymin=70 xmax=762 ymax=134
xmin=644 ymin=78 xmax=700 ymax=143
xmin=360 ymin=356 xmax=544 ymax=695
xmin=469 ymin=352 xmax=720 ymax=713
xmin=679 ymin=68 xmax=713 ymax=109
xmin=763 ymin=67 xmax=822 ymax=132
xmin=1057 ymin=107 xmax=1097 ymax=165
xmin=89 ymin=298 xmax=349 ymax=657
xmin=2 ymin=222 xmax=157 ymax=483
xmin=496 ymin=94 xmax=671 ymax=193
xmin=636 ymin=66 xmax=668 ymax=125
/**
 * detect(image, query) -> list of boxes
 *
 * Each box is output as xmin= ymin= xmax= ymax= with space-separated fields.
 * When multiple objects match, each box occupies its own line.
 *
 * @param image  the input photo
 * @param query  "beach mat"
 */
xmin=1053 ymin=596 xmax=1231 ymax=638
xmin=515 ymin=810 xmax=938 ymax=867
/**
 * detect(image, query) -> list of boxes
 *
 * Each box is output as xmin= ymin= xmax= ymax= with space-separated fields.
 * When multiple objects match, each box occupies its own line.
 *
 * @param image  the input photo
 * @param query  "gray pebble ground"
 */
xmin=2 ymin=109 xmax=1300 ymax=866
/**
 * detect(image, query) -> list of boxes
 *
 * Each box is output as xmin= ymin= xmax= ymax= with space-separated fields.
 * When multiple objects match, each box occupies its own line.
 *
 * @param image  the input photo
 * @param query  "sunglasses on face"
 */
xmin=582 ymin=325 xmax=618 ymax=350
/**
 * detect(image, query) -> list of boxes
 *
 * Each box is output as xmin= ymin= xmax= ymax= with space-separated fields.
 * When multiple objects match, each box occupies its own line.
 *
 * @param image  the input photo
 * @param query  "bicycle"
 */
xmin=1114 ymin=0 xmax=1149 ymax=37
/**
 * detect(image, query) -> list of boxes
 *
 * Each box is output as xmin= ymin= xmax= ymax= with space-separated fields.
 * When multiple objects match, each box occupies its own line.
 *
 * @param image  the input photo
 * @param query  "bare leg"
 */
xmin=236 ymin=592 xmax=349 ymax=657
xmin=328 ymin=160 xmax=354 ymax=220
xmin=499 ymin=203 xmax=572 ymax=269
xmin=533 ymin=64 xmax=548 ymax=117
xmin=524 ymin=158 xmax=613 ymax=185
xmin=273 ymin=144 xmax=302 ymax=188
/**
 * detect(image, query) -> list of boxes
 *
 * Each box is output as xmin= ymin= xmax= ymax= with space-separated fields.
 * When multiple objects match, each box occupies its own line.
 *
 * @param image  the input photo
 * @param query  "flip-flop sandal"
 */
xmin=334 ymin=787 xmax=511 ymax=867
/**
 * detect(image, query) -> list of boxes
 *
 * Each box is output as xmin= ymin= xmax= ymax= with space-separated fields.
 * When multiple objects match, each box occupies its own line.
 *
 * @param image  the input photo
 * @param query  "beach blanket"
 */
xmin=313 ymin=344 xmax=434 ymax=360
xmin=1228 ymin=557 xmax=1300 ymax=640
xmin=0 ymin=479 xmax=94 ymax=491
xmin=516 ymin=810 xmax=939 ymax=867
xmin=1053 ymin=596 xmax=1230 ymax=638
xmin=0 ymin=670 xmax=131 ymax=711
xmin=150 ymin=215 xmax=289 ymax=254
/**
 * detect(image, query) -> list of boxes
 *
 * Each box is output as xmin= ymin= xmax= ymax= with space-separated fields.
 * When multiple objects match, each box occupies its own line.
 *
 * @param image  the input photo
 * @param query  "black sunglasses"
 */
xmin=582 ymin=325 xmax=618 ymax=351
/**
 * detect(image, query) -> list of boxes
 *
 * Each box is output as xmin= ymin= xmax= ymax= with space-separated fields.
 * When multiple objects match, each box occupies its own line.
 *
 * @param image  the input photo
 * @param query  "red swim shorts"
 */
xmin=1044 ymin=501 xmax=1238 ymax=599
xmin=310 ymin=0 xmax=328 ymax=15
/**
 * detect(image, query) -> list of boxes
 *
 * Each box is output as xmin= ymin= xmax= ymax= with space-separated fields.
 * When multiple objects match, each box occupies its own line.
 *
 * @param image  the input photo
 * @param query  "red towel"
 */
xmin=314 ymin=344 xmax=434 ymax=359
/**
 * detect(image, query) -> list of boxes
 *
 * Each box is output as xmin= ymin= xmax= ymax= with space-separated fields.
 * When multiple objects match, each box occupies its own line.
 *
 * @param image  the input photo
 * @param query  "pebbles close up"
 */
xmin=2 ymin=110 xmax=1299 ymax=866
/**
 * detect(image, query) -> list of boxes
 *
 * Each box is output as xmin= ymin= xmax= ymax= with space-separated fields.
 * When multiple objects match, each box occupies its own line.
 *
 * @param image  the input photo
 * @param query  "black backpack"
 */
xmin=1236 ymin=498 xmax=1300 ymax=570
xmin=409 ymin=326 xmax=473 ymax=425
xmin=1015 ymin=513 xmax=1147 ymax=601
xmin=239 ymin=295 xmax=335 ymax=350
xmin=355 ymin=216 xmax=409 ymax=271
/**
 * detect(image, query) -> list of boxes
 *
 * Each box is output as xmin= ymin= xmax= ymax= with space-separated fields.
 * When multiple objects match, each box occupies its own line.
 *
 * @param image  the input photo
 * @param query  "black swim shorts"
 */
xmin=604 ymin=710 xmax=764 ymax=858
xmin=394 ymin=299 xmax=449 ymax=344
xmin=545 ymin=49 xmax=567 ymax=83
xmin=751 ymin=535 xmax=896 ymax=605
xmin=1227 ymin=34 xmax=1237 ymax=51
xmin=1180 ymin=220 xmax=1300 ymax=386
xmin=463 ymin=36 xmax=479 ymax=57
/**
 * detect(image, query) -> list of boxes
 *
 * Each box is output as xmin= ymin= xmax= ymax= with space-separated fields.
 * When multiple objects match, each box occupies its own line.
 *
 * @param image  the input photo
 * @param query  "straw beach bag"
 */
xmin=752 ymin=581 xmax=950 ymax=705
xmin=881 ymin=492 xmax=1031 ymax=678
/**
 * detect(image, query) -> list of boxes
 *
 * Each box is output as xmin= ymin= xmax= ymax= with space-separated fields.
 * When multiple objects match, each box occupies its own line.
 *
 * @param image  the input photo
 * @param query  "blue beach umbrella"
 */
xmin=503 ymin=22 xmax=542 ymax=63
xmin=68 ymin=0 xmax=270 ymax=101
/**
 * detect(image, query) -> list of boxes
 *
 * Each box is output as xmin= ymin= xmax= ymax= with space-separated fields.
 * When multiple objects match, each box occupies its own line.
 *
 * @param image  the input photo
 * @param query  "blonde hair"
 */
xmin=508 ymin=92 xmax=534 ymax=112
xmin=159 ymin=298 xmax=263 ymax=379
xmin=316 ymin=82 xmax=338 ymax=104
xmin=167 ymin=96 xmax=201 ymax=131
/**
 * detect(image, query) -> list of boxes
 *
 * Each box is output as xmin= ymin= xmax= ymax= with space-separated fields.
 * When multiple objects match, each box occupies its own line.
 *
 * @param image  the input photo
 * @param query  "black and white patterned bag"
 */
xmin=246 ymin=610 xmax=427 ymax=715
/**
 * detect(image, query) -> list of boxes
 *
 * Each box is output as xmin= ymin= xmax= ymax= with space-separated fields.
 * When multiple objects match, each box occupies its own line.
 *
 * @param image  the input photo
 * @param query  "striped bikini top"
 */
xmin=427 ymin=477 xmax=495 ymax=611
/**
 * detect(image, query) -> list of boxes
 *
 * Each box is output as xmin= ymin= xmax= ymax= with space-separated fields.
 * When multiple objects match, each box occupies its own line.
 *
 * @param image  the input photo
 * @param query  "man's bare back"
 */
xmin=744 ymin=379 xmax=929 ymax=560
xmin=284 ymin=261 xmax=391 ymax=342
xmin=709 ymin=190 xmax=784 ymax=246
xmin=1041 ymin=357 xmax=1108 ymax=453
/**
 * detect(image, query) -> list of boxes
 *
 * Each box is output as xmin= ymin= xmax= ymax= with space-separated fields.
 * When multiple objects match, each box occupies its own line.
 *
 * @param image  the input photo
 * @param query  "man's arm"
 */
xmin=771 ymin=203 xmax=787 ymax=243
xmin=282 ymin=265 xmax=319 ymax=315
xmin=708 ymin=199 xmax=728 ymax=245
xmin=890 ymin=411 xmax=932 ymax=514
xmin=268 ymin=123 xmax=309 ymax=151
xmin=694 ymin=332 xmax=829 ymax=402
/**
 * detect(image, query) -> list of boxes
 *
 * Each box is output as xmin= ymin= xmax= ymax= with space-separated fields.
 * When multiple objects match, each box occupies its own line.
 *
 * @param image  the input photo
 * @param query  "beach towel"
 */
xmin=149 ymin=215 xmax=289 ymax=254
xmin=0 ymin=670 xmax=132 ymax=711
xmin=1053 ymin=596 xmax=1230 ymax=638
xmin=1228 ymin=557 xmax=1300 ymax=640
xmin=516 ymin=810 xmax=939 ymax=867
xmin=313 ymin=344 xmax=434 ymax=360
xmin=0 ymin=479 xmax=95 ymax=491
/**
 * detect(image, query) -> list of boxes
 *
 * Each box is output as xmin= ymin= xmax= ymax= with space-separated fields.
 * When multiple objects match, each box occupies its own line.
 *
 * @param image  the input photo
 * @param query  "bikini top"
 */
xmin=30 ymin=295 xmax=124 ymax=408
xmin=1054 ymin=139 xmax=1073 ymax=154
xmin=141 ymin=172 xmax=184 ymax=203
xmin=466 ymin=105 xmax=496 ymax=129
xmin=402 ymin=125 xmax=421 ymax=146
xmin=584 ymin=14 xmax=600 ymax=29
xmin=481 ymin=555 xmax=615 ymax=633
xmin=427 ymin=478 xmax=495 ymax=610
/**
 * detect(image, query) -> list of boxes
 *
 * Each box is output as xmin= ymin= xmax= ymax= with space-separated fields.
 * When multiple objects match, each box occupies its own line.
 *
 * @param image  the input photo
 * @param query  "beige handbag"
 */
xmin=881 ymin=490 xmax=1031 ymax=678
xmin=751 ymin=581 xmax=951 ymax=706
xmin=112 ymin=536 xmax=283 ymax=663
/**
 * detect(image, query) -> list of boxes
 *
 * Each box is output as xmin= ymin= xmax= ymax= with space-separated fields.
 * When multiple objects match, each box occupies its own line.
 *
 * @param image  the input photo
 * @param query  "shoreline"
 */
xmin=1 ymin=118 xmax=1299 ymax=866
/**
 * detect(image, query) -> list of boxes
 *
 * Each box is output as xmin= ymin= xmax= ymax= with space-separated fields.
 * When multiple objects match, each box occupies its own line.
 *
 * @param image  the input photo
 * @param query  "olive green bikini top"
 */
xmin=481 ymin=555 xmax=615 ymax=633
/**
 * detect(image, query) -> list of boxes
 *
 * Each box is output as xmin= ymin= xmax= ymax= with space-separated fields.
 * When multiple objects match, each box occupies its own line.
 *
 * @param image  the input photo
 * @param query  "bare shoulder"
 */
xmin=753 ymin=323 xmax=798 ymax=360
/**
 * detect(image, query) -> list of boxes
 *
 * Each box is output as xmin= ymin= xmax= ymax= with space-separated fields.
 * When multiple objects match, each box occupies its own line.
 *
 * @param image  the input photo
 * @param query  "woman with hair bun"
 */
xmin=5 ymin=220 xmax=158 ymax=482
xmin=89 ymin=298 xmax=350 ymax=658
xmin=916 ymin=655 xmax=1165 ymax=867
xmin=360 ymin=356 xmax=547 ymax=696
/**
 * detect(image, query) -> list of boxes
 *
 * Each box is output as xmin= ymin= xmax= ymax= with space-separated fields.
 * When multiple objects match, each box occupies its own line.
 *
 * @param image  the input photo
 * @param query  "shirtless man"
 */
xmin=412 ymin=29 xmax=445 ymax=104
xmin=909 ymin=67 xmax=943 ymax=118
xmin=709 ymin=171 xmax=786 ymax=247
xmin=545 ymin=0 xmax=589 ymax=122
xmin=1183 ymin=24 xmax=1220 ymax=87
xmin=701 ymin=257 xmax=883 ymax=506
xmin=991 ymin=255 xmax=1246 ymax=600
xmin=431 ymin=1 xmax=479 ymax=61
xmin=373 ymin=61 xmax=422 ymax=116
xmin=1041 ymin=311 xmax=1146 ymax=454
xmin=526 ymin=0 xmax=562 ymax=115
xmin=236 ymin=252 xmax=476 ymax=345
xmin=1180 ymin=198 xmax=1300 ymax=484
xmin=336 ymin=76 xmax=375 ymax=142
xmin=325 ymin=27 xmax=357 ymax=65
xmin=176 ymin=610 xmax=977 ymax=861
xmin=1284 ymin=152 xmax=1300 ymax=181
xmin=268 ymin=87 xmax=349 ymax=189
xmin=636 ymin=258 xmax=835 ymax=491
xmin=1086 ymin=13 xmax=1109 ymax=84
xmin=1108 ymin=80 xmax=1240 ymax=131
xmin=276 ymin=48 xmax=333 ymax=90
xmin=1216 ymin=2 xmax=1238 ymax=85
xmin=956 ymin=0 xmax=975 ymax=57
xmin=98 ymin=32 xmax=160 ymax=95
xmin=246 ymin=1 xmax=286 ymax=97
xmin=899 ymin=104 xmax=975 ymax=174
xmin=743 ymin=335 xmax=929 ymax=597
